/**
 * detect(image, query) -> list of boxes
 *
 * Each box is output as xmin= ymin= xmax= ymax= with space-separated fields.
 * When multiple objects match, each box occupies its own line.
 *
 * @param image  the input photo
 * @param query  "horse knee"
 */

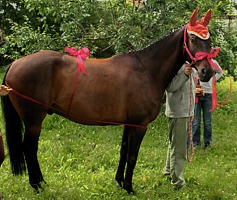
xmin=127 ymin=155 xmax=137 ymax=167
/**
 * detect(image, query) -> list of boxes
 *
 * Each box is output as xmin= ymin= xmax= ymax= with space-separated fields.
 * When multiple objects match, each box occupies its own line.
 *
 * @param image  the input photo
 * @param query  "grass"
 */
xmin=0 ymin=76 xmax=236 ymax=199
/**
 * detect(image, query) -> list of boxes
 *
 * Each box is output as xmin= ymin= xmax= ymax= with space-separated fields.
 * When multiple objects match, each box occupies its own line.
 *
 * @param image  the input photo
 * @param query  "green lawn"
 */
xmin=0 ymin=76 xmax=236 ymax=200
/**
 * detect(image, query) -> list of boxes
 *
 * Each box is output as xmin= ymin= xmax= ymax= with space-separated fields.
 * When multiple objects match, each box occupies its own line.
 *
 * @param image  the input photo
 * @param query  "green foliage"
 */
xmin=208 ymin=1 xmax=237 ymax=79
xmin=1 ymin=0 xmax=236 ymax=77
xmin=0 ymin=18 xmax=64 ymax=60
xmin=216 ymin=74 xmax=237 ymax=114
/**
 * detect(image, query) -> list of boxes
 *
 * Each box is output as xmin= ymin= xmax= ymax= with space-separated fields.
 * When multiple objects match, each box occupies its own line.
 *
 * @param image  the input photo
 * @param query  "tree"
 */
xmin=0 ymin=0 xmax=236 ymax=78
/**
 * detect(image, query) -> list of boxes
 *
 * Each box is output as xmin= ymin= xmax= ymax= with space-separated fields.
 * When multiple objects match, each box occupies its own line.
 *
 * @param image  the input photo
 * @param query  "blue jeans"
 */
xmin=192 ymin=93 xmax=212 ymax=146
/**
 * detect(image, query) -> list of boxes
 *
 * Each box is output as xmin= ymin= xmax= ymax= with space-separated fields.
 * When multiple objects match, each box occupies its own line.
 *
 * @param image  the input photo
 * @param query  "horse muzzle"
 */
xmin=196 ymin=64 xmax=214 ymax=82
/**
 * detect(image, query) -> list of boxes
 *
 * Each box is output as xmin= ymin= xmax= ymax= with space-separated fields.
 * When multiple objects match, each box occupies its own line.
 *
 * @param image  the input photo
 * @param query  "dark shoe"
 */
xmin=204 ymin=143 xmax=211 ymax=150
xmin=193 ymin=141 xmax=201 ymax=148
xmin=162 ymin=172 xmax=170 ymax=176
xmin=173 ymin=183 xmax=186 ymax=191
xmin=162 ymin=171 xmax=171 ymax=180
xmin=162 ymin=167 xmax=170 ymax=176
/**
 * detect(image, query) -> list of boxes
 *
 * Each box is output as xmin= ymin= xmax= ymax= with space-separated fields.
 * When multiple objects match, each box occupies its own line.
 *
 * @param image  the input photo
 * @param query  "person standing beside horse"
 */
xmin=162 ymin=63 xmax=196 ymax=189
xmin=192 ymin=60 xmax=223 ymax=149
xmin=0 ymin=85 xmax=12 ymax=200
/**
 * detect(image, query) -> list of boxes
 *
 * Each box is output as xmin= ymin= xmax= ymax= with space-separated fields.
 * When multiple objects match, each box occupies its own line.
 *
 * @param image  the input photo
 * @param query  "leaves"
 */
xmin=0 ymin=0 xmax=236 ymax=78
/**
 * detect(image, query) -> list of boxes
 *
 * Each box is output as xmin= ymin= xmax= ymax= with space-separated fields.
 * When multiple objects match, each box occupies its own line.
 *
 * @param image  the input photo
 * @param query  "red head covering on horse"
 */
xmin=187 ymin=8 xmax=211 ymax=40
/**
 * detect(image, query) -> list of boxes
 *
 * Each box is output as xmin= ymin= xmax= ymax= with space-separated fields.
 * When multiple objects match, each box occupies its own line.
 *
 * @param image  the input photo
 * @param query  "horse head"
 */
xmin=184 ymin=8 xmax=219 ymax=82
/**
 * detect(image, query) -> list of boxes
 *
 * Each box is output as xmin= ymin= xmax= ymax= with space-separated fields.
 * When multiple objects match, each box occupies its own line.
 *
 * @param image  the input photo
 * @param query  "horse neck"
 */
xmin=138 ymin=28 xmax=185 ymax=90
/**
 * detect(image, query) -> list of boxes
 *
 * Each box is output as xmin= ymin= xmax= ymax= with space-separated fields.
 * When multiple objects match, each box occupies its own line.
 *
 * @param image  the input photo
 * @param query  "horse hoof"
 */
xmin=123 ymin=183 xmax=134 ymax=194
xmin=125 ymin=188 xmax=135 ymax=195
xmin=115 ymin=176 xmax=123 ymax=188
xmin=117 ymin=182 xmax=122 ymax=188
xmin=31 ymin=180 xmax=47 ymax=193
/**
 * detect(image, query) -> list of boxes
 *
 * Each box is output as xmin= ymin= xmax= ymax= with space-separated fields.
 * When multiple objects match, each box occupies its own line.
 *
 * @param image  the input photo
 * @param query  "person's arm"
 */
xmin=212 ymin=60 xmax=223 ymax=81
xmin=166 ymin=63 xmax=192 ymax=93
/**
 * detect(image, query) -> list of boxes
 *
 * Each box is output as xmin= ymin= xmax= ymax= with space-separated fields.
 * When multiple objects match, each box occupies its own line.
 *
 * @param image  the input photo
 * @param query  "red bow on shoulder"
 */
xmin=65 ymin=46 xmax=90 ymax=74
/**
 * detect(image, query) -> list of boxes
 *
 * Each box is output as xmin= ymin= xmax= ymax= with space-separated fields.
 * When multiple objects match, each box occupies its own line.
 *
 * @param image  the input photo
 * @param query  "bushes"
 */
xmin=0 ymin=0 xmax=236 ymax=78
xmin=216 ymin=75 xmax=237 ymax=114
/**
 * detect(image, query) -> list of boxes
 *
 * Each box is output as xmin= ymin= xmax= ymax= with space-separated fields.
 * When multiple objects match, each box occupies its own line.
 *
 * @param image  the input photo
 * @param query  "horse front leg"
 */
xmin=123 ymin=126 xmax=147 ymax=194
xmin=115 ymin=126 xmax=129 ymax=187
xmin=23 ymin=122 xmax=46 ymax=192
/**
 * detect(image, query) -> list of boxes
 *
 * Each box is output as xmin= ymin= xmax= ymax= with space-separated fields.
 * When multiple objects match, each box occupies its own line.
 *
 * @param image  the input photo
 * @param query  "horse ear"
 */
xmin=189 ymin=8 xmax=198 ymax=26
xmin=202 ymin=9 xmax=212 ymax=27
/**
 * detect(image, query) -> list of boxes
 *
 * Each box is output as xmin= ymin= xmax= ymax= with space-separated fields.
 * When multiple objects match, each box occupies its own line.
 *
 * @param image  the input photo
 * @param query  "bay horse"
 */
xmin=1 ymin=8 xmax=217 ymax=194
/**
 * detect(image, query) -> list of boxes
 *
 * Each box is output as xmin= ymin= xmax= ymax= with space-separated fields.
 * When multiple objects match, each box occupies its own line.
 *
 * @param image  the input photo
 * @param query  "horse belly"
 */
xmin=65 ymin=89 xmax=127 ymax=125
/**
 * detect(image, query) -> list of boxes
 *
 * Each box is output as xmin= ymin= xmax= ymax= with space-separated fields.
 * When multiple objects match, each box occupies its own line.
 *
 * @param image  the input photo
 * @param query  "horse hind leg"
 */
xmin=23 ymin=120 xmax=46 ymax=192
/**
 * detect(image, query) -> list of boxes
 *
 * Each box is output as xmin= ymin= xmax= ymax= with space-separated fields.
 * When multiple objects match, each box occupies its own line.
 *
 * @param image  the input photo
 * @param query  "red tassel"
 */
xmin=210 ymin=76 xmax=217 ymax=112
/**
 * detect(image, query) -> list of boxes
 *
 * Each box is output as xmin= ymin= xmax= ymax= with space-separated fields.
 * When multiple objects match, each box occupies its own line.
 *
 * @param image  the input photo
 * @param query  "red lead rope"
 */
xmin=183 ymin=24 xmax=220 ymax=162
xmin=187 ymin=76 xmax=194 ymax=162
xmin=5 ymin=82 xmax=147 ymax=129
xmin=184 ymin=24 xmax=232 ymax=161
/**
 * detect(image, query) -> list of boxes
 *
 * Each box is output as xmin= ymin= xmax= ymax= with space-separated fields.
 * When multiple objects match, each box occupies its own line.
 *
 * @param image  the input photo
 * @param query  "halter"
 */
xmin=183 ymin=24 xmax=221 ymax=162
xmin=183 ymin=24 xmax=221 ymax=71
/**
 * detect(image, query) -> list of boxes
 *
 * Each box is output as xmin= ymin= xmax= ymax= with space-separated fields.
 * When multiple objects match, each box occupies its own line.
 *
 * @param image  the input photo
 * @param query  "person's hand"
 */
xmin=196 ymin=87 xmax=205 ymax=95
xmin=184 ymin=63 xmax=192 ymax=76
xmin=0 ymin=85 xmax=12 ymax=96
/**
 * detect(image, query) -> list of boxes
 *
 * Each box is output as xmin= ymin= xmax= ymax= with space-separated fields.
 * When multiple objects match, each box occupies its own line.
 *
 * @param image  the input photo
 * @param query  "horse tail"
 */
xmin=1 ymin=64 xmax=26 ymax=175
xmin=0 ymin=131 xmax=4 ymax=166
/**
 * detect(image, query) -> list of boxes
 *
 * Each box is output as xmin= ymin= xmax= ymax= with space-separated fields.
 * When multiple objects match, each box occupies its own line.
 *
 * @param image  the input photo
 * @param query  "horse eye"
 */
xmin=189 ymin=35 xmax=197 ymax=43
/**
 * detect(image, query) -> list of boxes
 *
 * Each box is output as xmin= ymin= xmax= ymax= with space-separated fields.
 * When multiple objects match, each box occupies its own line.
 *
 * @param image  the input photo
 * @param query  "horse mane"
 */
xmin=115 ymin=25 xmax=184 ymax=57
xmin=136 ymin=26 xmax=184 ymax=53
